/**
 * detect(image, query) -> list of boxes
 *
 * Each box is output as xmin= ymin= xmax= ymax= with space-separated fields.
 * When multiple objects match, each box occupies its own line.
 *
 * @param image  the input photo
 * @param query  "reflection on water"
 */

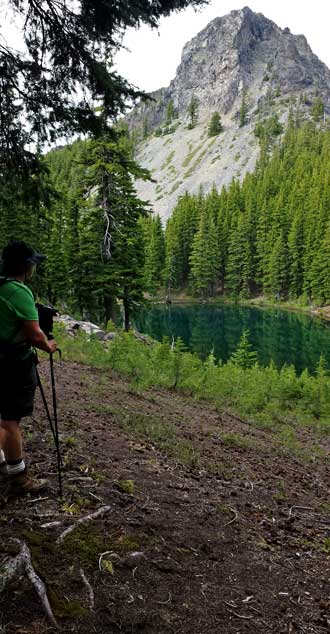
xmin=132 ymin=303 xmax=330 ymax=373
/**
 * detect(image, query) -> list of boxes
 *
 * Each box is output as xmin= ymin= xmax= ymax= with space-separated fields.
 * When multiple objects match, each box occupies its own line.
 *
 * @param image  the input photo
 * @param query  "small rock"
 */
xmin=92 ymin=330 xmax=106 ymax=340
xmin=103 ymin=332 xmax=117 ymax=341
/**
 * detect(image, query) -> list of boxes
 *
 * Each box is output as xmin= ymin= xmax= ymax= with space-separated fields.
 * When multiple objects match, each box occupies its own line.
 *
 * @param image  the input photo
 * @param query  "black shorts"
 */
xmin=0 ymin=353 xmax=37 ymax=421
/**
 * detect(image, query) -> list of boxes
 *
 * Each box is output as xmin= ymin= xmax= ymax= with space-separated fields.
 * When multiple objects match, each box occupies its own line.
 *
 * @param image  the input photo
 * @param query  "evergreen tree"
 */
xmin=81 ymin=136 xmax=151 ymax=325
xmin=267 ymin=231 xmax=288 ymax=299
xmin=189 ymin=206 xmax=218 ymax=298
xmin=166 ymin=100 xmax=176 ymax=124
xmin=254 ymin=114 xmax=283 ymax=153
xmin=143 ymin=215 xmax=165 ymax=294
xmin=230 ymin=330 xmax=258 ymax=369
xmin=187 ymin=96 xmax=199 ymax=129
xmin=288 ymin=209 xmax=304 ymax=298
xmin=226 ymin=212 xmax=254 ymax=298
xmin=208 ymin=112 xmax=223 ymax=137
xmin=0 ymin=0 xmax=206 ymax=169
xmin=44 ymin=133 xmax=151 ymax=323
xmin=164 ymin=192 xmax=200 ymax=289
xmin=310 ymin=223 xmax=330 ymax=303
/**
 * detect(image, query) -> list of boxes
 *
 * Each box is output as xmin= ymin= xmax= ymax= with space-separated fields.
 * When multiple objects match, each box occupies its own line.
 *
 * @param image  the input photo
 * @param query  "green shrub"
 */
xmin=55 ymin=326 xmax=330 ymax=432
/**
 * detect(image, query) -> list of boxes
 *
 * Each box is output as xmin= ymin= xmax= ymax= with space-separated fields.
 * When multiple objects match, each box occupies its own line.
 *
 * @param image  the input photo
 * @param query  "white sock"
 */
xmin=0 ymin=449 xmax=5 ymax=465
xmin=7 ymin=459 xmax=26 ymax=476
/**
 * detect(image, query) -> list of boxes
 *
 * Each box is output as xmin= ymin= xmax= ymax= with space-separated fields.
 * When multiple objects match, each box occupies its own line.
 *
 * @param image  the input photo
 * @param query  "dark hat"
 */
xmin=1 ymin=240 xmax=46 ymax=274
xmin=26 ymin=248 xmax=46 ymax=265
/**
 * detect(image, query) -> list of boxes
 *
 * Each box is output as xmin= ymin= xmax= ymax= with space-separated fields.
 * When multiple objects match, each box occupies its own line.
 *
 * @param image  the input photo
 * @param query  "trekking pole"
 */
xmin=36 ymin=360 xmax=63 ymax=498
xmin=35 ymin=303 xmax=63 ymax=497
xmin=36 ymin=367 xmax=58 ymax=453
xmin=49 ymin=350 xmax=63 ymax=499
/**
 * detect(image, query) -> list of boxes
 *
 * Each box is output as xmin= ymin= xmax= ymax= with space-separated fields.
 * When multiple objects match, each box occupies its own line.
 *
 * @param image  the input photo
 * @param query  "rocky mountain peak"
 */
xmin=169 ymin=6 xmax=330 ymax=117
xmin=128 ymin=8 xmax=330 ymax=221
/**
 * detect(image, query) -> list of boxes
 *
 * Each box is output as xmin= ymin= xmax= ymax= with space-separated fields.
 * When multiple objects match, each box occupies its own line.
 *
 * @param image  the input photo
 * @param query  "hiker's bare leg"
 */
xmin=0 ymin=419 xmax=47 ymax=494
xmin=0 ymin=420 xmax=23 ymax=462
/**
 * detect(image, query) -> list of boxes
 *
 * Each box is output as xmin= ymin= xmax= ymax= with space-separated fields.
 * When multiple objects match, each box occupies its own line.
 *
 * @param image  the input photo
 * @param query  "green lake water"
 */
xmin=132 ymin=304 xmax=330 ymax=373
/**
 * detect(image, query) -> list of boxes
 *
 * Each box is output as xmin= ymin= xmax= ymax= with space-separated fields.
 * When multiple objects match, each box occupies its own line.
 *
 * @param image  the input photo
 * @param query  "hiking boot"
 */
xmin=1 ymin=468 xmax=48 ymax=498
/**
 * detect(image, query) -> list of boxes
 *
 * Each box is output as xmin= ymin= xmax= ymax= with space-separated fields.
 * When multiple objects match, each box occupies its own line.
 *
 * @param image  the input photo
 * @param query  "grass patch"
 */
xmin=182 ymin=142 xmax=204 ymax=168
xmin=54 ymin=327 xmax=330 ymax=448
xmin=167 ymin=164 xmax=177 ymax=177
xmin=220 ymin=432 xmax=257 ymax=449
xmin=184 ymin=147 xmax=209 ymax=178
xmin=168 ymin=180 xmax=182 ymax=194
xmin=89 ymin=400 xmax=200 ymax=467
xmin=160 ymin=150 xmax=175 ymax=171
xmin=116 ymin=479 xmax=135 ymax=494
xmin=163 ymin=137 xmax=172 ymax=147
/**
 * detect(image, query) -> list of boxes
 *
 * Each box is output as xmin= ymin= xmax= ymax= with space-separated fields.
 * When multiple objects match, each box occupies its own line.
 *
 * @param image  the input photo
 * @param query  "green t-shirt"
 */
xmin=0 ymin=278 xmax=38 ymax=357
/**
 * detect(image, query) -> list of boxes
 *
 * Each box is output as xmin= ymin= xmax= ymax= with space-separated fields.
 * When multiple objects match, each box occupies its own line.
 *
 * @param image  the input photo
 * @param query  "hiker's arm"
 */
xmin=21 ymin=320 xmax=57 ymax=354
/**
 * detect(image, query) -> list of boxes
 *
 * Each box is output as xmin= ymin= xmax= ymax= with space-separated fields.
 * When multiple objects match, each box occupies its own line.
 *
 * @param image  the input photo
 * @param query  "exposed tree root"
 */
xmin=0 ymin=539 xmax=58 ymax=628
xmin=80 ymin=568 xmax=94 ymax=610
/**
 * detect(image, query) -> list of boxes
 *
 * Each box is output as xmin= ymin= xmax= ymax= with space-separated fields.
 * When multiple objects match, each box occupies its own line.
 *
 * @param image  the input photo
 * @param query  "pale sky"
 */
xmin=114 ymin=0 xmax=330 ymax=92
xmin=1 ymin=1 xmax=329 ymax=96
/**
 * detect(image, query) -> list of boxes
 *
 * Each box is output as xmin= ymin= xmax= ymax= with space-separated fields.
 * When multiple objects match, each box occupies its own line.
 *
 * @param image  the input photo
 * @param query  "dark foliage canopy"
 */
xmin=0 ymin=0 xmax=207 ymax=172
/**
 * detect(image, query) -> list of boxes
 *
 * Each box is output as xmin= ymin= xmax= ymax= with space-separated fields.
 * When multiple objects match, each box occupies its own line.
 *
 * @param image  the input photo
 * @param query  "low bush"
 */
xmin=54 ymin=326 xmax=330 ymax=431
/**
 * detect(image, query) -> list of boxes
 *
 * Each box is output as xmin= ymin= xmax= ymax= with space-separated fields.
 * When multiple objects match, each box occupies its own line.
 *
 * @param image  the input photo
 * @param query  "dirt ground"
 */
xmin=1 ymin=359 xmax=330 ymax=634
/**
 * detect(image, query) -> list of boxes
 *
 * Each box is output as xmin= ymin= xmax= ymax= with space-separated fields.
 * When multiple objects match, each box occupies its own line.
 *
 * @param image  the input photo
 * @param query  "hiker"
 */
xmin=0 ymin=240 xmax=56 ymax=497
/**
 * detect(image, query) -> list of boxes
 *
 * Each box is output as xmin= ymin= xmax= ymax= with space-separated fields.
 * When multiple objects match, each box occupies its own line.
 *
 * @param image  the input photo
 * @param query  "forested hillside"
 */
xmin=2 ymin=116 xmax=330 ymax=321
xmin=143 ymin=118 xmax=330 ymax=304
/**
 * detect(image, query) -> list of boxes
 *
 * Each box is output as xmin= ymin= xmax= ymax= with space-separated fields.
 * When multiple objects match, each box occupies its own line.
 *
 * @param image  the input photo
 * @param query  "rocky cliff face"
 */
xmin=129 ymin=7 xmax=330 ymax=221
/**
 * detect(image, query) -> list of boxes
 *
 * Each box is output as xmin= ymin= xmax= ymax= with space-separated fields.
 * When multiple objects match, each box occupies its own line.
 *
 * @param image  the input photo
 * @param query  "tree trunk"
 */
xmin=123 ymin=293 xmax=130 ymax=332
xmin=104 ymin=294 xmax=116 ymax=324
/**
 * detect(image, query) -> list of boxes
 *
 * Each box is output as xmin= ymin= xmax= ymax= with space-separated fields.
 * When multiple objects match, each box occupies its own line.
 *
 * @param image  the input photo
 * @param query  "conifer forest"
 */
xmin=2 ymin=116 xmax=330 ymax=323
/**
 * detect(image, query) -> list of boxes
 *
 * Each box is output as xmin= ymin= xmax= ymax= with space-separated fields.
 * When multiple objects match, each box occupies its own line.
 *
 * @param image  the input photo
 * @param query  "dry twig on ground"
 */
xmin=57 ymin=505 xmax=111 ymax=543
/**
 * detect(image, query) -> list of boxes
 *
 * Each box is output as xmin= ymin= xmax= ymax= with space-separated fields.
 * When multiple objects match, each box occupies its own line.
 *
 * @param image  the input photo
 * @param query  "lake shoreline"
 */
xmin=147 ymin=292 xmax=330 ymax=323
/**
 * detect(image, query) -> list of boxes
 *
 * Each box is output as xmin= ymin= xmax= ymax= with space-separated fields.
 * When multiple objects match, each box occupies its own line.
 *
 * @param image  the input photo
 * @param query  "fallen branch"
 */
xmin=0 ymin=540 xmax=58 ymax=628
xmin=80 ymin=568 xmax=94 ymax=610
xmin=41 ymin=521 xmax=62 ymax=529
xmin=57 ymin=505 xmax=111 ymax=544
xmin=89 ymin=491 xmax=103 ymax=503
xmin=288 ymin=506 xmax=314 ymax=518
xmin=27 ymin=496 xmax=49 ymax=505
